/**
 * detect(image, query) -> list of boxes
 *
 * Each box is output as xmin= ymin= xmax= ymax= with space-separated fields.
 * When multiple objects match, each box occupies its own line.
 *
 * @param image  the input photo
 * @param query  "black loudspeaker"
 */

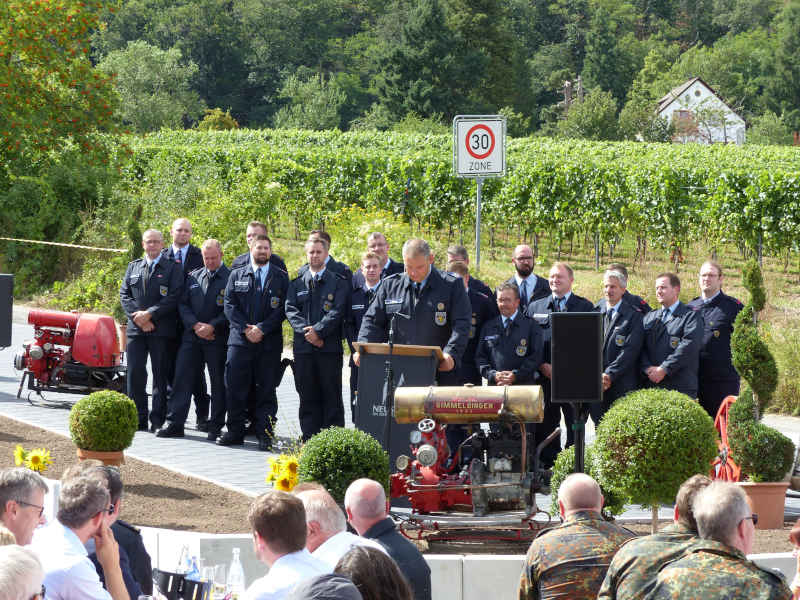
xmin=0 ymin=274 xmax=12 ymax=348
xmin=551 ymin=311 xmax=602 ymax=404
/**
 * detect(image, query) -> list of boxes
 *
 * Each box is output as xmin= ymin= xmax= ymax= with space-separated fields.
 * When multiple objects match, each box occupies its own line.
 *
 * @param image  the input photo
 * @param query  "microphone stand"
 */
xmin=382 ymin=312 xmax=410 ymax=451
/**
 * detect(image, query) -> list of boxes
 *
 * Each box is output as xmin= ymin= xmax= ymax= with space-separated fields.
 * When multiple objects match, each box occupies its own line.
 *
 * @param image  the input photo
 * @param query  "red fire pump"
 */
xmin=390 ymin=385 xmax=557 ymax=520
xmin=14 ymin=310 xmax=126 ymax=398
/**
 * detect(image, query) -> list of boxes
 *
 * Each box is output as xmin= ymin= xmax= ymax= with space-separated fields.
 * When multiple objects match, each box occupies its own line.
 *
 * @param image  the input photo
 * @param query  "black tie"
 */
xmin=604 ymin=310 xmax=613 ymax=335
xmin=143 ymin=261 xmax=153 ymax=292
xmin=503 ymin=317 xmax=511 ymax=335
xmin=366 ymin=288 xmax=375 ymax=305
xmin=662 ymin=309 xmax=671 ymax=323
xmin=202 ymin=270 xmax=213 ymax=294
xmin=255 ymin=267 xmax=263 ymax=293
xmin=413 ymin=282 xmax=421 ymax=304
xmin=519 ymin=280 xmax=528 ymax=307
xmin=176 ymin=248 xmax=182 ymax=265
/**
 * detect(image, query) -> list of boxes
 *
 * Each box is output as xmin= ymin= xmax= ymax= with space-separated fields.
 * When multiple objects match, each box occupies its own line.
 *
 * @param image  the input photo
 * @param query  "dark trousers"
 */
xmin=349 ymin=356 xmax=359 ymax=421
xmin=165 ymin=335 xmax=209 ymax=423
xmin=225 ymin=344 xmax=280 ymax=439
xmin=698 ymin=377 xmax=740 ymax=420
xmin=294 ymin=352 xmax=344 ymax=440
xmin=166 ymin=341 xmax=226 ymax=431
xmin=126 ymin=335 xmax=169 ymax=427
xmin=535 ymin=380 xmax=563 ymax=468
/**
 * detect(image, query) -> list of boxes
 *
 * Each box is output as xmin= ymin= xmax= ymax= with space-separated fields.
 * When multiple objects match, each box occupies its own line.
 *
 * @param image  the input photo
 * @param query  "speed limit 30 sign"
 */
xmin=453 ymin=115 xmax=506 ymax=178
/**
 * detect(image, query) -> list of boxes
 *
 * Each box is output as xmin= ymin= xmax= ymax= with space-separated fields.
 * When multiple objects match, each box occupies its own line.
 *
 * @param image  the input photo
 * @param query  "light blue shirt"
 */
xmin=30 ymin=520 xmax=112 ymax=600
xmin=244 ymin=549 xmax=330 ymax=600
xmin=251 ymin=262 xmax=271 ymax=288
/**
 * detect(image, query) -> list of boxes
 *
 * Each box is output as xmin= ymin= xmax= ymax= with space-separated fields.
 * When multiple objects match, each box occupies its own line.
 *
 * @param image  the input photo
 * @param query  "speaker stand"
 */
xmin=573 ymin=402 xmax=589 ymax=473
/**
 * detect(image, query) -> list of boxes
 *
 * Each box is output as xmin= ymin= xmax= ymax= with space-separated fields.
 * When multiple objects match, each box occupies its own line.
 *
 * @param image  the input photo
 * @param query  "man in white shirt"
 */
xmin=295 ymin=488 xmax=386 ymax=568
xmin=30 ymin=475 xmax=129 ymax=600
xmin=245 ymin=491 xmax=330 ymax=600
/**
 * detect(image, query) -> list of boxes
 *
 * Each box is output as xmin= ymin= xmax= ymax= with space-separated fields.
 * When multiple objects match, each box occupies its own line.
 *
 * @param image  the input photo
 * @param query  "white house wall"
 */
xmin=659 ymin=80 xmax=746 ymax=145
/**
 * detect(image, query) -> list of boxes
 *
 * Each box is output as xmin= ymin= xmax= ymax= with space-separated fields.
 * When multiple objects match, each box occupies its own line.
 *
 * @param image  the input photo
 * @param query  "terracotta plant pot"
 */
xmin=737 ymin=481 xmax=790 ymax=529
xmin=76 ymin=448 xmax=125 ymax=466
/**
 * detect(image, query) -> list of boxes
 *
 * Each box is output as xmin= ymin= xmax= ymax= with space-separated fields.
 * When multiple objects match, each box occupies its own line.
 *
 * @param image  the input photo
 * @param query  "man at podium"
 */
xmin=354 ymin=238 xmax=471 ymax=385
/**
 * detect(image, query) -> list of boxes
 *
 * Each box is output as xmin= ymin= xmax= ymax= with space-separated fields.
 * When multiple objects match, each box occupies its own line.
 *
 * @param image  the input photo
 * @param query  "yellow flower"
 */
xmin=25 ymin=448 xmax=52 ymax=473
xmin=275 ymin=475 xmax=294 ymax=492
xmin=285 ymin=457 xmax=299 ymax=476
xmin=266 ymin=458 xmax=282 ymax=483
xmin=13 ymin=445 xmax=26 ymax=467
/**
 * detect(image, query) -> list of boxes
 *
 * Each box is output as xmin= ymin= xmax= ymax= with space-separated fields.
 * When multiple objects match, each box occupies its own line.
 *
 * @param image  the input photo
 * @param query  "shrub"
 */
xmin=69 ymin=391 xmax=138 ymax=452
xmin=550 ymin=444 xmax=626 ymax=518
xmin=593 ymin=389 xmax=717 ymax=525
xmin=197 ymin=108 xmax=240 ymax=131
xmin=297 ymin=427 xmax=390 ymax=503
xmin=728 ymin=384 xmax=795 ymax=482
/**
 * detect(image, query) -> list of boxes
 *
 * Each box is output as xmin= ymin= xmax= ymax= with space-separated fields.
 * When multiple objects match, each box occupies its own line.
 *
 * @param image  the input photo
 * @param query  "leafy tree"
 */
xmin=0 ymin=0 xmax=119 ymax=172
xmin=197 ymin=108 xmax=239 ymax=130
xmin=97 ymin=41 xmax=205 ymax=132
xmin=372 ymin=0 xmax=480 ymax=119
xmin=273 ymin=70 xmax=346 ymax=130
xmin=765 ymin=0 xmax=800 ymax=130
xmin=582 ymin=6 xmax=627 ymax=101
xmin=747 ymin=111 xmax=793 ymax=145
xmin=713 ymin=0 xmax=781 ymax=34
xmin=557 ymin=88 xmax=620 ymax=140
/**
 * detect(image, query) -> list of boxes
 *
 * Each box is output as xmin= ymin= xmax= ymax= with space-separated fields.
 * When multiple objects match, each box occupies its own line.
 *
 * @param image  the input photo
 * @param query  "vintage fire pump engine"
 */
xmin=13 ymin=309 xmax=126 ymax=398
xmin=390 ymin=384 xmax=556 ymax=521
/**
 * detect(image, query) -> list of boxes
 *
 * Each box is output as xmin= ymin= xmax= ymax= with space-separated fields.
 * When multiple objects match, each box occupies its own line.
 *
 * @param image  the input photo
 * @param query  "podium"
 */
xmin=354 ymin=343 xmax=443 ymax=466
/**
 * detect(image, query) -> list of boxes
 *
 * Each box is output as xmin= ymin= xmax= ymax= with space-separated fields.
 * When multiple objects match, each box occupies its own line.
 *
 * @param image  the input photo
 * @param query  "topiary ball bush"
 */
xmin=298 ymin=427 xmax=390 ymax=503
xmin=69 ymin=390 xmax=138 ymax=452
xmin=550 ymin=444 xmax=625 ymax=518
xmin=594 ymin=389 xmax=718 ymax=509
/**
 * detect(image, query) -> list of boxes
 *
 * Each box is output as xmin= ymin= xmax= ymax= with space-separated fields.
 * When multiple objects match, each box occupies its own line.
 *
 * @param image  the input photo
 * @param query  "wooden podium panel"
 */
xmin=353 ymin=343 xmax=441 ymax=470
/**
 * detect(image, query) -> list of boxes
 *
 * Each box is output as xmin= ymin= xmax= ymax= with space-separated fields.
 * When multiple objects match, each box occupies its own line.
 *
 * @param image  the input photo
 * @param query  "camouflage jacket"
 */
xmin=646 ymin=539 xmax=791 ymax=600
xmin=597 ymin=522 xmax=697 ymax=600
xmin=517 ymin=510 xmax=634 ymax=600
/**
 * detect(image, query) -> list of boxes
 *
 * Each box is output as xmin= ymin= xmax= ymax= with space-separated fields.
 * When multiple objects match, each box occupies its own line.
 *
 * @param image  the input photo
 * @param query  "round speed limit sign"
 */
xmin=453 ymin=116 xmax=506 ymax=178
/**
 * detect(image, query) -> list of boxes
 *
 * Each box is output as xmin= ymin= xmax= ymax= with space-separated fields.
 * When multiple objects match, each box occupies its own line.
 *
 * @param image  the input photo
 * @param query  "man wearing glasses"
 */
xmin=30 ymin=476 xmax=130 ymax=600
xmin=649 ymin=481 xmax=791 ymax=599
xmin=505 ymin=245 xmax=549 ymax=312
xmin=0 ymin=468 xmax=48 ymax=545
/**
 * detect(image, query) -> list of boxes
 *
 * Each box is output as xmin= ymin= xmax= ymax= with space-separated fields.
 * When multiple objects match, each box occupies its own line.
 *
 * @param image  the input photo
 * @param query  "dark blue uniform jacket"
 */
xmin=475 ymin=312 xmax=544 ymax=384
xmin=178 ymin=265 xmax=230 ymax=346
xmin=286 ymin=269 xmax=348 ymax=354
xmin=595 ymin=299 xmax=645 ymax=400
xmin=687 ymin=291 xmax=743 ymax=380
xmin=224 ymin=264 xmax=289 ymax=348
xmin=120 ymin=257 xmax=184 ymax=338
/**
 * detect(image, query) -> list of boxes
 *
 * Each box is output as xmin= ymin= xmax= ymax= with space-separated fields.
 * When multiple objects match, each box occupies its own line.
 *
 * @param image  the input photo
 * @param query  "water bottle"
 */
xmin=185 ymin=555 xmax=201 ymax=581
xmin=226 ymin=548 xmax=246 ymax=598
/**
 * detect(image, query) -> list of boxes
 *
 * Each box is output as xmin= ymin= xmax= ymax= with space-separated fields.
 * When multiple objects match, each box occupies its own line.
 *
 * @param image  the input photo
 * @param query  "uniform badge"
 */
xmin=323 ymin=301 xmax=332 ymax=311
xmin=216 ymin=292 xmax=224 ymax=306
xmin=708 ymin=321 xmax=714 ymax=326
xmin=434 ymin=311 xmax=447 ymax=326
xmin=234 ymin=280 xmax=249 ymax=292
xmin=328 ymin=293 xmax=334 ymax=301
xmin=520 ymin=338 xmax=527 ymax=346
xmin=437 ymin=302 xmax=445 ymax=310
xmin=670 ymin=336 xmax=680 ymax=349
xmin=713 ymin=330 xmax=720 ymax=338
xmin=516 ymin=345 xmax=526 ymax=356
xmin=159 ymin=285 xmax=168 ymax=297
xmin=615 ymin=335 xmax=626 ymax=347
xmin=271 ymin=296 xmax=280 ymax=309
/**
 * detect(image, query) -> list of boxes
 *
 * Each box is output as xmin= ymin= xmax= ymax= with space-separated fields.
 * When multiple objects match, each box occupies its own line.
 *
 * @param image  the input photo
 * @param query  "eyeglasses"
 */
xmin=106 ymin=503 xmax=116 ymax=515
xmin=18 ymin=500 xmax=44 ymax=518
xmin=29 ymin=584 xmax=45 ymax=600
xmin=514 ymin=256 xmax=534 ymax=262
xmin=742 ymin=513 xmax=759 ymax=527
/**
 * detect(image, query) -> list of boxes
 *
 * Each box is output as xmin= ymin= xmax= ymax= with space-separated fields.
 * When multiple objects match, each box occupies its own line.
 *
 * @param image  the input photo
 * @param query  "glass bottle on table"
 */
xmin=226 ymin=547 xmax=246 ymax=598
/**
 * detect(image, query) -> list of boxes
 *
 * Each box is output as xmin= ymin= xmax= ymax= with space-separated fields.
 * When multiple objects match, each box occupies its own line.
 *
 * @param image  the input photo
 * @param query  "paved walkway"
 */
xmin=3 ymin=304 xmax=800 ymax=521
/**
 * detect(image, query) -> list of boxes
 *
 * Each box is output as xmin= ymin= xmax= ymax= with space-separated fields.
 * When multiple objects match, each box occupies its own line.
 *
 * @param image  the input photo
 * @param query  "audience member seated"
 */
xmin=30 ymin=476 xmax=130 ymax=600
xmin=0 ymin=545 xmax=45 ymax=600
xmin=286 ymin=573 xmax=363 ymax=600
xmin=517 ymin=473 xmax=634 ymax=600
xmin=599 ymin=474 xmax=711 ymax=599
xmin=295 ymin=488 xmax=386 ymax=568
xmin=0 ymin=468 xmax=48 ymax=545
xmin=335 ymin=545 xmax=414 ymax=600
xmin=62 ymin=462 xmax=151 ymax=597
xmin=344 ymin=479 xmax=431 ymax=600
xmin=649 ymin=480 xmax=791 ymax=600
xmin=245 ymin=490 xmax=330 ymax=600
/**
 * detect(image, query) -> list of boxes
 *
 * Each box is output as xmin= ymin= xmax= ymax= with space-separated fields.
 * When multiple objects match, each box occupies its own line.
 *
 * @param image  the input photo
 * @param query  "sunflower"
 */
xmin=13 ymin=445 xmax=27 ymax=467
xmin=266 ymin=458 xmax=282 ymax=483
xmin=275 ymin=475 xmax=294 ymax=492
xmin=25 ymin=448 xmax=53 ymax=473
xmin=284 ymin=456 xmax=299 ymax=476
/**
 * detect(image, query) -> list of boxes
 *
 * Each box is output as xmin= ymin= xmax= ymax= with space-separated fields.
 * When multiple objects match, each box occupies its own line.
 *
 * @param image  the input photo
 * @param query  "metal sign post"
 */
xmin=453 ymin=115 xmax=506 ymax=271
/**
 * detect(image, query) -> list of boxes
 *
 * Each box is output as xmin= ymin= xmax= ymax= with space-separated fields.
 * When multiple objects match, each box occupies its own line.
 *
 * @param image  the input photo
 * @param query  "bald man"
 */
xmin=344 ymin=479 xmax=431 ymax=600
xmin=518 ymin=474 xmax=633 ymax=600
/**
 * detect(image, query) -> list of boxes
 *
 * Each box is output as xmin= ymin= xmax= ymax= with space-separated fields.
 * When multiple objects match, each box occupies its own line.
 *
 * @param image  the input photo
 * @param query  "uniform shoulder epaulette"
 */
xmin=383 ymin=272 xmax=403 ymax=282
xmin=272 ymin=265 xmax=289 ymax=277
xmin=115 ymin=519 xmax=141 ymax=535
xmin=689 ymin=305 xmax=700 ymax=311
xmin=475 ymin=291 xmax=489 ymax=299
xmin=188 ymin=266 xmax=204 ymax=278
xmin=333 ymin=270 xmax=348 ymax=280
xmin=291 ymin=273 xmax=305 ymax=282
xmin=440 ymin=270 xmax=459 ymax=283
